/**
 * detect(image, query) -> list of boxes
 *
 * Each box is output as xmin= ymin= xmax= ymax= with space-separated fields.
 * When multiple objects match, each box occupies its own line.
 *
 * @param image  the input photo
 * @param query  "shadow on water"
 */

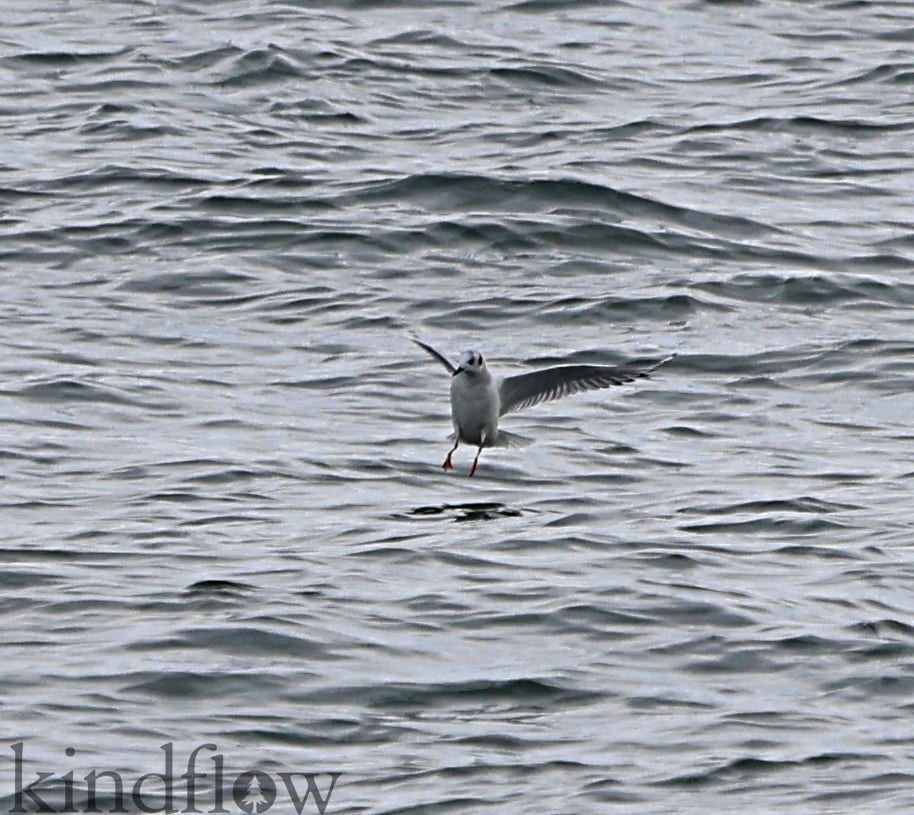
xmin=402 ymin=502 xmax=524 ymax=522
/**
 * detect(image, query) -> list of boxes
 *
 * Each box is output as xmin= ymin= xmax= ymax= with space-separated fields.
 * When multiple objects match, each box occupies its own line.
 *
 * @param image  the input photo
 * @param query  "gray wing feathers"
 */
xmin=413 ymin=339 xmax=456 ymax=374
xmin=498 ymin=355 xmax=673 ymax=416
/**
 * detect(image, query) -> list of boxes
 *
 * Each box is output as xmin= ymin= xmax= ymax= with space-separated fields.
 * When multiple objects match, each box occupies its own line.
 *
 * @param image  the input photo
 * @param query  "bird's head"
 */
xmin=454 ymin=350 xmax=486 ymax=377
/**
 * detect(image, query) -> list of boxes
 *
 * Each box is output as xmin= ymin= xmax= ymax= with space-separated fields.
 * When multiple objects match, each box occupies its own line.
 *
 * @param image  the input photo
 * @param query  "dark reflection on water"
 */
xmin=405 ymin=502 xmax=526 ymax=522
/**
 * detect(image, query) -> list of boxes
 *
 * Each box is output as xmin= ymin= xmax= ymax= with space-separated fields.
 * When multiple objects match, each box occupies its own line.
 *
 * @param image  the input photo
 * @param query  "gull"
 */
xmin=413 ymin=339 xmax=673 ymax=476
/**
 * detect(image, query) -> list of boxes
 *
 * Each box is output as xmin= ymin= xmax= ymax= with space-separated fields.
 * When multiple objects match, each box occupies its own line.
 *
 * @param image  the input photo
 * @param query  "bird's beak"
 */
xmin=452 ymin=367 xmax=464 ymax=377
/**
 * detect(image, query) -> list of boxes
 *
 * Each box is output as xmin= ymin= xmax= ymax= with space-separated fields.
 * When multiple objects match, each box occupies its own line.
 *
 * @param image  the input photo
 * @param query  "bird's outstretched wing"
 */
xmin=413 ymin=339 xmax=456 ymax=375
xmin=498 ymin=355 xmax=674 ymax=416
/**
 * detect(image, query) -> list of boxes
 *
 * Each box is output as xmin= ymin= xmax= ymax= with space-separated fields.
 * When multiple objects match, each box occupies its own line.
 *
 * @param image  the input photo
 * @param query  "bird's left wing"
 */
xmin=498 ymin=355 xmax=673 ymax=416
xmin=413 ymin=339 xmax=456 ymax=375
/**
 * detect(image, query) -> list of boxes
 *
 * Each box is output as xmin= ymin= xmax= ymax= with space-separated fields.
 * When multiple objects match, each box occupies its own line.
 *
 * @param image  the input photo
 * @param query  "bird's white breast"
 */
xmin=450 ymin=372 xmax=500 ymax=446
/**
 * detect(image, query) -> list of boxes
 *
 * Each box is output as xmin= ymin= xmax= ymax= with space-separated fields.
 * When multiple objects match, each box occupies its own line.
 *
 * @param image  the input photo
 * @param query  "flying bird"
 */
xmin=413 ymin=339 xmax=672 ymax=476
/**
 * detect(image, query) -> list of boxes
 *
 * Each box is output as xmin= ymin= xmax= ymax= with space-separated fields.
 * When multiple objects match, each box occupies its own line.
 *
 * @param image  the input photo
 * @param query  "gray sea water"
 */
xmin=2 ymin=1 xmax=914 ymax=813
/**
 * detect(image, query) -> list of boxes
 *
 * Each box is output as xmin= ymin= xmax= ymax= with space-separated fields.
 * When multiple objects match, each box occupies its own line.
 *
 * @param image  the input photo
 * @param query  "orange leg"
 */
xmin=469 ymin=445 xmax=483 ymax=476
xmin=442 ymin=439 xmax=458 ymax=471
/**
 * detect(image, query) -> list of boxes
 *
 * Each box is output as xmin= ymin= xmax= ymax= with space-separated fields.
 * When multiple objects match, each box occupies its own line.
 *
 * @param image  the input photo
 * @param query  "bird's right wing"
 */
xmin=413 ymin=339 xmax=456 ymax=375
xmin=498 ymin=355 xmax=674 ymax=416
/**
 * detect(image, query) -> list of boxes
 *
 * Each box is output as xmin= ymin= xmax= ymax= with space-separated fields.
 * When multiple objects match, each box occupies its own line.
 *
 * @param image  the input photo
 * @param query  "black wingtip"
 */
xmin=413 ymin=338 xmax=457 ymax=375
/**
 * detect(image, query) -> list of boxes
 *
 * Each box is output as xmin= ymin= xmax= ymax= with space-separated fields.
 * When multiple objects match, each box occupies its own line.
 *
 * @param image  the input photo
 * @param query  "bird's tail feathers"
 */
xmin=494 ymin=429 xmax=532 ymax=448
xmin=446 ymin=430 xmax=531 ymax=448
